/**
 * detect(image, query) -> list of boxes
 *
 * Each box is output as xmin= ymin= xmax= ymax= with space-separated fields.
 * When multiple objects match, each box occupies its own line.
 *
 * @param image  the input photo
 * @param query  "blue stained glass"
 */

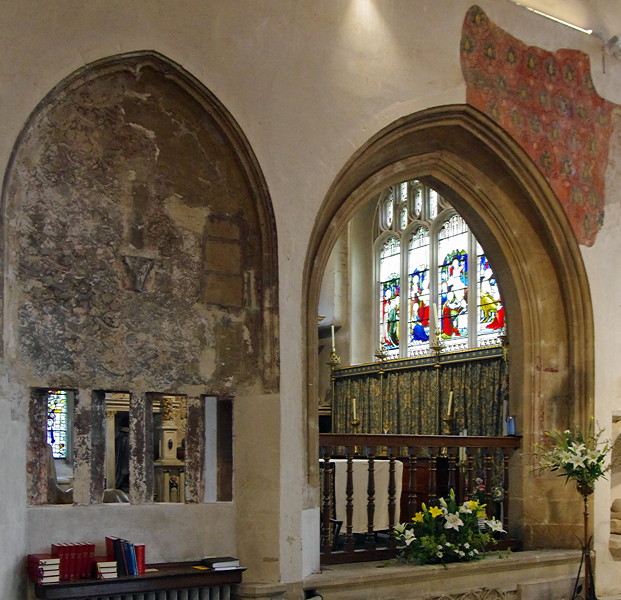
xmin=47 ymin=390 xmax=68 ymax=459
xmin=408 ymin=227 xmax=430 ymax=349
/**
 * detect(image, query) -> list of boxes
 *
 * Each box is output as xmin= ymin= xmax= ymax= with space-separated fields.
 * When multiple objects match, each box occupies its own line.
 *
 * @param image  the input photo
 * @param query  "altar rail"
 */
xmin=319 ymin=433 xmax=521 ymax=563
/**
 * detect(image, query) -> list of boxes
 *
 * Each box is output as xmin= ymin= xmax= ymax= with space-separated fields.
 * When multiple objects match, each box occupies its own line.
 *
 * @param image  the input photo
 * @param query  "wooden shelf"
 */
xmin=34 ymin=561 xmax=244 ymax=599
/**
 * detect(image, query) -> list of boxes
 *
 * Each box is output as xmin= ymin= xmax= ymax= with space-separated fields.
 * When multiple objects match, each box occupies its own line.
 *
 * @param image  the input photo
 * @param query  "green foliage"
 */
xmin=392 ymin=489 xmax=504 ymax=566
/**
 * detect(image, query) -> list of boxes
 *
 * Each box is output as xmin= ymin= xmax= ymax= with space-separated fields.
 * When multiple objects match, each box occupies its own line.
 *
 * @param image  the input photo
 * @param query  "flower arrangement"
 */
xmin=392 ymin=489 xmax=504 ymax=566
xmin=535 ymin=419 xmax=612 ymax=495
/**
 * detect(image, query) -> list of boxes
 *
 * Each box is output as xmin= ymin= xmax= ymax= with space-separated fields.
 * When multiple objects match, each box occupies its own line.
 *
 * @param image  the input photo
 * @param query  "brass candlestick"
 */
xmin=375 ymin=347 xmax=389 ymax=362
xmin=351 ymin=417 xmax=360 ymax=455
xmin=327 ymin=349 xmax=341 ymax=369
xmin=429 ymin=330 xmax=445 ymax=363
xmin=443 ymin=415 xmax=454 ymax=435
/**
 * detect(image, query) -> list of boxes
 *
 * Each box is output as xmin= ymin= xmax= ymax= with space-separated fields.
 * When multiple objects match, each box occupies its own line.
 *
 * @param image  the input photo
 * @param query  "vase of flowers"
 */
xmin=535 ymin=419 xmax=611 ymax=492
xmin=535 ymin=418 xmax=613 ymax=600
xmin=392 ymin=489 xmax=504 ymax=566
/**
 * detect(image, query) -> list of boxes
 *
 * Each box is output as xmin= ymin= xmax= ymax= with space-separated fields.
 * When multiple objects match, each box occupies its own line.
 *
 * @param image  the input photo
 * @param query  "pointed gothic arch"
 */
xmin=304 ymin=104 xmax=593 ymax=549
xmin=2 ymin=50 xmax=279 ymax=393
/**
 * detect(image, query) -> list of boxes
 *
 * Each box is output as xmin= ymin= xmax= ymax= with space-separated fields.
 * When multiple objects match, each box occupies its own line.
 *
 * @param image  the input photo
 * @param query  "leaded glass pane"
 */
xmin=399 ymin=205 xmax=408 ymax=230
xmin=47 ymin=390 xmax=68 ymax=459
xmin=477 ymin=246 xmax=504 ymax=345
xmin=438 ymin=215 xmax=468 ymax=349
xmin=411 ymin=181 xmax=422 ymax=219
xmin=408 ymin=227 xmax=431 ymax=353
xmin=399 ymin=181 xmax=408 ymax=203
xmin=429 ymin=188 xmax=439 ymax=220
xmin=380 ymin=189 xmax=394 ymax=230
xmin=379 ymin=237 xmax=400 ymax=356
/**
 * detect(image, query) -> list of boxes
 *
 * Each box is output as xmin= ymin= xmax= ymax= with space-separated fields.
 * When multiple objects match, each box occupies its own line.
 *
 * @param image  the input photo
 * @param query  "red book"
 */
xmin=50 ymin=544 xmax=68 ymax=581
xmin=105 ymin=536 xmax=120 ymax=562
xmin=85 ymin=542 xmax=96 ymax=579
xmin=66 ymin=543 xmax=77 ymax=580
xmin=76 ymin=542 xmax=88 ymax=579
xmin=134 ymin=544 xmax=146 ymax=575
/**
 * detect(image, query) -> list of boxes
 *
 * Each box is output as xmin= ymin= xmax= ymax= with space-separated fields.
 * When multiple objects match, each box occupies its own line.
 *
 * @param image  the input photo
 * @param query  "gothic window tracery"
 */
xmin=375 ymin=179 xmax=504 ymax=357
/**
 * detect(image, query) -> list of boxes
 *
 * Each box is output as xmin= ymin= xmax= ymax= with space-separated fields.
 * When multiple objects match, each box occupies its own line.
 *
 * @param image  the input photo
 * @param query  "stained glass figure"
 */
xmin=379 ymin=236 xmax=401 ymax=357
xmin=408 ymin=227 xmax=431 ymax=351
xmin=478 ymin=246 xmax=504 ymax=344
xmin=438 ymin=215 xmax=469 ymax=348
xmin=47 ymin=390 xmax=68 ymax=459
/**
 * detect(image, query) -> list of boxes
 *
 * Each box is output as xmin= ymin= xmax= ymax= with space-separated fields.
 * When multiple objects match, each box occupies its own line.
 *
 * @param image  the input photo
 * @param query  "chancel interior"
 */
xmin=4 ymin=2 xmax=621 ymax=600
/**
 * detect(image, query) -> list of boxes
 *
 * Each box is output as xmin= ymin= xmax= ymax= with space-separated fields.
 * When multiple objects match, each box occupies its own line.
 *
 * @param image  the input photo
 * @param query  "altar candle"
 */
xmin=331 ymin=324 xmax=335 ymax=351
xmin=447 ymin=390 xmax=453 ymax=416
xmin=352 ymin=397 xmax=357 ymax=420
xmin=431 ymin=303 xmax=438 ymax=341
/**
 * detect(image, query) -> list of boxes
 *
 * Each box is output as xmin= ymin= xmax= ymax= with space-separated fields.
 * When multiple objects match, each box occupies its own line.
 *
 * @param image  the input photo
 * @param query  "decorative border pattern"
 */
xmin=333 ymin=345 xmax=504 ymax=378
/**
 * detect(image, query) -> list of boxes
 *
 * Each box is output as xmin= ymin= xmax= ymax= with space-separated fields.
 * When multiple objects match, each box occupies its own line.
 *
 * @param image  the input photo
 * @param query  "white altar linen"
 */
xmin=327 ymin=458 xmax=403 ymax=533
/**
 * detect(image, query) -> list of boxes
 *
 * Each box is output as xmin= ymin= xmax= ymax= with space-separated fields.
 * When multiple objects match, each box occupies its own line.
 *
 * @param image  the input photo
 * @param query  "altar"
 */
xmin=327 ymin=459 xmax=403 ymax=533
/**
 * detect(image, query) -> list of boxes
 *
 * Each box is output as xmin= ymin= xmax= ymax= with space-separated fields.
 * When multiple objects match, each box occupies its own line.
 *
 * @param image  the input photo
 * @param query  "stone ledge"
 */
xmin=303 ymin=550 xmax=581 ymax=600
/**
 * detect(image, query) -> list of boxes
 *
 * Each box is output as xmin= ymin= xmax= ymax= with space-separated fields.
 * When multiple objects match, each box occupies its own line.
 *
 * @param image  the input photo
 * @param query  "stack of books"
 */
xmin=51 ymin=542 xmax=96 ymax=581
xmin=105 ymin=536 xmax=146 ymax=576
xmin=27 ymin=554 xmax=60 ymax=584
xmin=93 ymin=557 xmax=118 ymax=579
xmin=201 ymin=556 xmax=240 ymax=570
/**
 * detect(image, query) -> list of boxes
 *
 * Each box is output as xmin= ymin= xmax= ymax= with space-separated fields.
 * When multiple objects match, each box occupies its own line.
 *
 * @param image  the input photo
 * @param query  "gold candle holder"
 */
xmin=351 ymin=417 xmax=360 ymax=455
xmin=327 ymin=350 xmax=341 ymax=369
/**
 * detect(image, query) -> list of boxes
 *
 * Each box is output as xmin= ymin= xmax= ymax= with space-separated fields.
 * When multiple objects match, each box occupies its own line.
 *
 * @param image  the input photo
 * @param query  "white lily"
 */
xmin=403 ymin=529 xmax=416 ymax=546
xmin=444 ymin=512 xmax=464 ymax=530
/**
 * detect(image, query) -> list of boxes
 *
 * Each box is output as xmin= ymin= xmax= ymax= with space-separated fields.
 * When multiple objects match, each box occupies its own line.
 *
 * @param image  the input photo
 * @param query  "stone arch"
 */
xmin=304 ymin=104 xmax=593 ymax=548
xmin=2 ymin=50 xmax=279 ymax=395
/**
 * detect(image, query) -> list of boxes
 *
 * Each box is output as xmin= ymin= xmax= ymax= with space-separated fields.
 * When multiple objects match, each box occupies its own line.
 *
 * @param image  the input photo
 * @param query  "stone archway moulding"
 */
xmin=304 ymin=104 xmax=594 ymax=548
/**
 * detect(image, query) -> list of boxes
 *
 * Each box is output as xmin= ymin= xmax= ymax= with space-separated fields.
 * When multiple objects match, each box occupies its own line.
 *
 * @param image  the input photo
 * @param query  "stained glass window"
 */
xmin=379 ymin=236 xmax=401 ymax=357
xmin=477 ymin=243 xmax=504 ymax=345
xmin=47 ymin=390 xmax=69 ymax=459
xmin=375 ymin=179 xmax=504 ymax=357
xmin=438 ymin=215 xmax=469 ymax=351
xmin=408 ymin=226 xmax=431 ymax=353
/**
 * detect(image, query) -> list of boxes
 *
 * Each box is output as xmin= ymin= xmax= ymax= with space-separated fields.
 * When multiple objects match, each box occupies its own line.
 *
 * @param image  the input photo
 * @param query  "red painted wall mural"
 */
xmin=461 ymin=5 xmax=614 ymax=246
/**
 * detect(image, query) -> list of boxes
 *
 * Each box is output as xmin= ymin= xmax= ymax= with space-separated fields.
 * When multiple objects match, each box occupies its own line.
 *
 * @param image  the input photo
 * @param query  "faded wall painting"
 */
xmin=4 ymin=53 xmax=278 ymax=393
xmin=461 ymin=5 xmax=616 ymax=246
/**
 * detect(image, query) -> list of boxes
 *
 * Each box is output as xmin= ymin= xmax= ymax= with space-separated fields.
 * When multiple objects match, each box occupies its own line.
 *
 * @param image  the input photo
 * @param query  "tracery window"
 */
xmin=375 ymin=179 xmax=504 ymax=358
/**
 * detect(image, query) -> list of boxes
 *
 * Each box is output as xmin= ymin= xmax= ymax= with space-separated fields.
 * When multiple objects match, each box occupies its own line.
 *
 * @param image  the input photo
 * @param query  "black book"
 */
xmin=201 ymin=556 xmax=240 ymax=569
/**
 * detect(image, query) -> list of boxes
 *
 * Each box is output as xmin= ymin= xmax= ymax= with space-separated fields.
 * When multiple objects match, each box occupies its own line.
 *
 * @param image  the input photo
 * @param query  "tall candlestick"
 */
xmin=352 ymin=397 xmax=357 ymax=420
xmin=331 ymin=324 xmax=335 ymax=352
xmin=431 ymin=303 xmax=438 ymax=343
xmin=447 ymin=390 xmax=453 ymax=416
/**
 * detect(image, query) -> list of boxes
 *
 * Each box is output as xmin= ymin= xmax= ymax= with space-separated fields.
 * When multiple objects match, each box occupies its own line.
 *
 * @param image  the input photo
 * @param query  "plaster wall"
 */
xmin=581 ymin=111 xmax=621 ymax=595
xmin=1 ymin=1 xmax=621 ymax=599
